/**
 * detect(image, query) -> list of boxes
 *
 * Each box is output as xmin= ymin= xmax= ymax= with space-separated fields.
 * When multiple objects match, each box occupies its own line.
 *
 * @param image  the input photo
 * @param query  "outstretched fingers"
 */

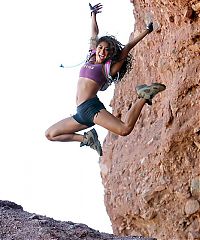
xmin=89 ymin=2 xmax=103 ymax=14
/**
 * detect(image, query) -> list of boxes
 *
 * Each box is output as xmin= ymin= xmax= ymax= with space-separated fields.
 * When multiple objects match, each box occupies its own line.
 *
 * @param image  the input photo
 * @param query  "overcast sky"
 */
xmin=0 ymin=0 xmax=134 ymax=233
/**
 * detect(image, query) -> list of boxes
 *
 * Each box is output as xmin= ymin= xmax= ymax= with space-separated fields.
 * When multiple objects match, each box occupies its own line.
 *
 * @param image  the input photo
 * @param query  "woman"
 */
xmin=45 ymin=3 xmax=166 ymax=156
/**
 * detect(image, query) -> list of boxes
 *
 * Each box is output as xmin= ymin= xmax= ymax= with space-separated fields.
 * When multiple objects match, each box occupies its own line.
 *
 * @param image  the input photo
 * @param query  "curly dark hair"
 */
xmin=96 ymin=35 xmax=133 ymax=83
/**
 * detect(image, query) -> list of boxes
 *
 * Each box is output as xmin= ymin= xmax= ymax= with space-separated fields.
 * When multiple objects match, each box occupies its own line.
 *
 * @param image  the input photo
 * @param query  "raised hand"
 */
xmin=89 ymin=3 xmax=103 ymax=15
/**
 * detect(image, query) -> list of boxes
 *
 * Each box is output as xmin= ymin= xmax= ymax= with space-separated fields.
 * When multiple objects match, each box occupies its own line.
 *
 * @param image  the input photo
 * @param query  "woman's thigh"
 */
xmin=93 ymin=109 xmax=125 ymax=135
xmin=46 ymin=116 xmax=88 ymax=137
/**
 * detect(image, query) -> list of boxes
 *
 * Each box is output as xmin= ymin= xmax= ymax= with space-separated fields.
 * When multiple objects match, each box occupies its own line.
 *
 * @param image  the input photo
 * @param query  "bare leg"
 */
xmin=45 ymin=116 xmax=103 ymax=156
xmin=45 ymin=99 xmax=146 ymax=156
xmin=93 ymin=99 xmax=146 ymax=136
xmin=45 ymin=116 xmax=88 ymax=142
xmin=46 ymin=99 xmax=145 ymax=141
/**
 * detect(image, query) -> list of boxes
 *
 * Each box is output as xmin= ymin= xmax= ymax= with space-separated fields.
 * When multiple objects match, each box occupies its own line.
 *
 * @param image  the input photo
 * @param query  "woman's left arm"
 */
xmin=121 ymin=29 xmax=150 ymax=58
xmin=110 ymin=23 xmax=153 ymax=76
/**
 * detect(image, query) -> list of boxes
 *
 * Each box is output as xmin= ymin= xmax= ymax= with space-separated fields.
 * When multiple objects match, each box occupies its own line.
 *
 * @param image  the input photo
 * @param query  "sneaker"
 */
xmin=135 ymin=82 xmax=166 ymax=105
xmin=80 ymin=128 xmax=103 ymax=156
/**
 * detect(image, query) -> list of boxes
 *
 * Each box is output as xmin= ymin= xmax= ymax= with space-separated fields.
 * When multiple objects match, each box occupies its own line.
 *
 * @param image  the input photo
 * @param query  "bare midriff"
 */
xmin=76 ymin=77 xmax=101 ymax=106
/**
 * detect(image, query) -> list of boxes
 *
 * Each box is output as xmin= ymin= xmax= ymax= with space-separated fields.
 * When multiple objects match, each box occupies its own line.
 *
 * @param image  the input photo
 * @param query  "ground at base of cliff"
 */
xmin=0 ymin=200 xmax=156 ymax=240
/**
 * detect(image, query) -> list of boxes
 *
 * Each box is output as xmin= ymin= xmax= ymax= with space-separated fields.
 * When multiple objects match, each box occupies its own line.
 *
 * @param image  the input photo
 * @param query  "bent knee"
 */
xmin=118 ymin=126 xmax=132 ymax=136
xmin=45 ymin=130 xmax=53 ymax=141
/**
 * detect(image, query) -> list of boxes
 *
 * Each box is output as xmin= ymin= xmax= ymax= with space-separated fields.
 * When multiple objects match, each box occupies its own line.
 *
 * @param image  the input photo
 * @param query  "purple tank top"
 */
xmin=79 ymin=62 xmax=107 ymax=86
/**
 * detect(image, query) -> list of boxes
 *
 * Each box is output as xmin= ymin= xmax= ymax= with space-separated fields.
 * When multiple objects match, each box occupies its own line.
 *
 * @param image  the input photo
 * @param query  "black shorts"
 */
xmin=72 ymin=96 xmax=106 ymax=127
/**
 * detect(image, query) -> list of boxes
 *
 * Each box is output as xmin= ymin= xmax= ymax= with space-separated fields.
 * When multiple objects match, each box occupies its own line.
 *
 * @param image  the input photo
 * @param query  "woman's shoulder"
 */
xmin=89 ymin=48 xmax=96 ymax=54
xmin=86 ymin=49 xmax=96 ymax=62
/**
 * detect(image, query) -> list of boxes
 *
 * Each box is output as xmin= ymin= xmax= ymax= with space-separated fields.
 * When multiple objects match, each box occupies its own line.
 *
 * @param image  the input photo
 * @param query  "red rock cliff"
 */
xmin=100 ymin=1 xmax=200 ymax=240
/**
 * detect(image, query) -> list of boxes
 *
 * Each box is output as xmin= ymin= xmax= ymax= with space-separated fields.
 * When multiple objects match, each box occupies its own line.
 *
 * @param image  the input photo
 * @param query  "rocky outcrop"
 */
xmin=100 ymin=1 xmax=200 ymax=240
xmin=0 ymin=200 xmax=156 ymax=240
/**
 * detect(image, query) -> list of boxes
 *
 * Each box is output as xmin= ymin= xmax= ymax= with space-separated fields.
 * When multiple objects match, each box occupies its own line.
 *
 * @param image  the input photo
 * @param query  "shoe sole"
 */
xmin=136 ymin=83 xmax=166 ymax=100
xmin=151 ymin=82 xmax=166 ymax=91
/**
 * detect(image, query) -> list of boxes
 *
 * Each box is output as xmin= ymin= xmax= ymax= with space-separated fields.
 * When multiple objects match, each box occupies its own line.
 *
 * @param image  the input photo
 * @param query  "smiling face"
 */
xmin=95 ymin=41 xmax=112 ymax=64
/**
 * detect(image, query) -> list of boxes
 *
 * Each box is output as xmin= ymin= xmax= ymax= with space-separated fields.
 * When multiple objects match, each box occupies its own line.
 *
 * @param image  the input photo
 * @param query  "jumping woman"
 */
xmin=45 ymin=3 xmax=166 ymax=156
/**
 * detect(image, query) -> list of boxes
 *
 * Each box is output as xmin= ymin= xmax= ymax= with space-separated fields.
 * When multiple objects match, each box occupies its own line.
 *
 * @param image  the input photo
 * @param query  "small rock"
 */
xmin=191 ymin=176 xmax=200 ymax=200
xmin=184 ymin=6 xmax=194 ymax=18
xmin=192 ymin=3 xmax=200 ymax=12
xmin=185 ymin=199 xmax=200 ymax=216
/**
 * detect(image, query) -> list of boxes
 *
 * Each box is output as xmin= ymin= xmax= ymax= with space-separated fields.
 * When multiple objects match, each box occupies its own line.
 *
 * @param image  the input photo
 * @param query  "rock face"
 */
xmin=100 ymin=1 xmax=200 ymax=240
xmin=0 ymin=200 xmax=156 ymax=240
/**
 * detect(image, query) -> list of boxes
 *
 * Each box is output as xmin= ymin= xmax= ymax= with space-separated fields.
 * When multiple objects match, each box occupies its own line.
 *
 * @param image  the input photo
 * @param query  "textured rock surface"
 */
xmin=100 ymin=1 xmax=200 ymax=240
xmin=0 ymin=201 xmax=156 ymax=240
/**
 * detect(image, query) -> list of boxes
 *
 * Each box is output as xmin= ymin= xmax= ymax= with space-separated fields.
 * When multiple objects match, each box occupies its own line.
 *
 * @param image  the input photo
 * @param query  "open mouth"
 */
xmin=98 ymin=54 xmax=106 ymax=61
xmin=100 ymin=54 xmax=105 ymax=58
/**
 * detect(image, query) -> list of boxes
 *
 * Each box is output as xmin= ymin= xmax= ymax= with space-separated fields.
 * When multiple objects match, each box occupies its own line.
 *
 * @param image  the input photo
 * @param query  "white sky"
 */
xmin=0 ymin=0 xmax=134 ymax=233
